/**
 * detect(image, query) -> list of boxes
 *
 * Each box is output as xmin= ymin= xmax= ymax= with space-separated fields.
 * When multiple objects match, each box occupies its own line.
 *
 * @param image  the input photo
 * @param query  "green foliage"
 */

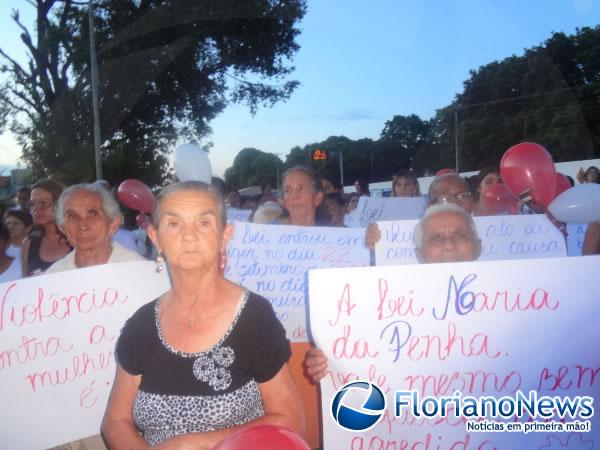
xmin=445 ymin=26 xmax=600 ymax=172
xmin=226 ymin=26 xmax=600 ymax=186
xmin=0 ymin=0 xmax=306 ymax=186
xmin=224 ymin=147 xmax=282 ymax=189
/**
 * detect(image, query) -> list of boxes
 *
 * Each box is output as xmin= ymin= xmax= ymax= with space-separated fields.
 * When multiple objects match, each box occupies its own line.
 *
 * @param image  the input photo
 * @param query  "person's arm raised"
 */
xmin=365 ymin=222 xmax=382 ymax=250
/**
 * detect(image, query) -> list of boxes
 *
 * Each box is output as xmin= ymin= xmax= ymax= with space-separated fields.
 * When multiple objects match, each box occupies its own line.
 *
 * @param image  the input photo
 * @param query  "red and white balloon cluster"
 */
xmin=497 ymin=142 xmax=600 ymax=223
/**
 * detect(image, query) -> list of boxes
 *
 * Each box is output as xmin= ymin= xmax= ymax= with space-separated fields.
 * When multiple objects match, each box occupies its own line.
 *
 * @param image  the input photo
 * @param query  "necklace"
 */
xmin=187 ymin=314 xmax=199 ymax=329
xmin=166 ymin=292 xmax=214 ymax=329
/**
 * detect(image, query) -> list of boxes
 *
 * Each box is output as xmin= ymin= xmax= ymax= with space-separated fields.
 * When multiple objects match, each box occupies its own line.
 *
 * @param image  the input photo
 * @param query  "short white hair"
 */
xmin=56 ymin=183 xmax=123 ymax=227
xmin=413 ymin=203 xmax=478 ymax=248
xmin=253 ymin=201 xmax=284 ymax=224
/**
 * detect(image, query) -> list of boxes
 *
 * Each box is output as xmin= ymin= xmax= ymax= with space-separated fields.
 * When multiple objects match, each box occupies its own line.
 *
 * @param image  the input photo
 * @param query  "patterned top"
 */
xmin=116 ymin=291 xmax=290 ymax=446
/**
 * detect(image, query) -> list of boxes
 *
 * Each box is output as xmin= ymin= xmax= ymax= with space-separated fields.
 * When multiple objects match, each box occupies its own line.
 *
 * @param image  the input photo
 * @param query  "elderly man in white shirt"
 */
xmin=306 ymin=202 xmax=482 ymax=382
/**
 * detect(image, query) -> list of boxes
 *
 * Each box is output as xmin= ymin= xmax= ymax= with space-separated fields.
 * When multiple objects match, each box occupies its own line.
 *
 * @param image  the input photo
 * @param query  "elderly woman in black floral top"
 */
xmin=102 ymin=181 xmax=304 ymax=449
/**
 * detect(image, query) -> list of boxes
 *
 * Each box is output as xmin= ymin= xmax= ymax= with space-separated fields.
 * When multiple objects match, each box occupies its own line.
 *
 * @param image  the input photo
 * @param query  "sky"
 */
xmin=0 ymin=0 xmax=598 ymax=177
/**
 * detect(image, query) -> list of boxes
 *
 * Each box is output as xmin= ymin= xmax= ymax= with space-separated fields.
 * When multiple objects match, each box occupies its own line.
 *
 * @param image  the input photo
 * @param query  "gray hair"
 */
xmin=152 ymin=181 xmax=227 ymax=228
xmin=413 ymin=203 xmax=478 ymax=249
xmin=282 ymin=166 xmax=322 ymax=194
xmin=427 ymin=173 xmax=470 ymax=203
xmin=56 ymin=183 xmax=122 ymax=227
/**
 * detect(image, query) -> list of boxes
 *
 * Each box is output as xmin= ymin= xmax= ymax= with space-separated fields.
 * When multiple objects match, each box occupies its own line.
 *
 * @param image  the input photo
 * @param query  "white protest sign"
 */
xmin=0 ymin=261 xmax=170 ymax=449
xmin=224 ymin=222 xmax=370 ymax=342
xmin=567 ymin=223 xmax=588 ymax=256
xmin=308 ymin=256 xmax=600 ymax=449
xmin=375 ymin=214 xmax=567 ymax=265
xmin=344 ymin=196 xmax=427 ymax=228
xmin=226 ymin=207 xmax=252 ymax=223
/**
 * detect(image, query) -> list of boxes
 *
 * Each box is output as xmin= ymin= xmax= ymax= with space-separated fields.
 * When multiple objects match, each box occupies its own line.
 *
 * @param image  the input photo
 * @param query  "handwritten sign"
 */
xmin=375 ymin=214 xmax=567 ymax=265
xmin=567 ymin=223 xmax=588 ymax=256
xmin=0 ymin=261 xmax=170 ymax=449
xmin=344 ymin=196 xmax=427 ymax=228
xmin=226 ymin=207 xmax=252 ymax=223
xmin=224 ymin=222 xmax=370 ymax=342
xmin=308 ymin=256 xmax=600 ymax=449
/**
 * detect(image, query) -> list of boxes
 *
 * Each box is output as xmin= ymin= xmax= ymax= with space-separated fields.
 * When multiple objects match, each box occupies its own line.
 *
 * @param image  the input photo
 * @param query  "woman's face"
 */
xmin=478 ymin=172 xmax=501 ymax=197
xmin=586 ymin=168 xmax=600 ymax=183
xmin=4 ymin=215 xmax=30 ymax=243
xmin=283 ymin=171 xmax=323 ymax=224
xmin=148 ymin=190 xmax=232 ymax=271
xmin=325 ymin=198 xmax=345 ymax=226
xmin=29 ymin=188 xmax=56 ymax=226
xmin=394 ymin=176 xmax=417 ymax=197
xmin=321 ymin=179 xmax=335 ymax=194
xmin=346 ymin=195 xmax=359 ymax=213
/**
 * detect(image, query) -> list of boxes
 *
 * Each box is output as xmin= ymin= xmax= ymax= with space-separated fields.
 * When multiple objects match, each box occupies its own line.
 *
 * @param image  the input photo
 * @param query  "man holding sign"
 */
xmin=366 ymin=173 xmax=474 ymax=248
xmin=307 ymin=203 xmax=482 ymax=381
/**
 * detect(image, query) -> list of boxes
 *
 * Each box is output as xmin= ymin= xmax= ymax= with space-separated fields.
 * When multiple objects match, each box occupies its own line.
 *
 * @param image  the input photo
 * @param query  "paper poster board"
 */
xmin=344 ymin=196 xmax=427 ymax=228
xmin=0 ymin=261 xmax=170 ymax=449
xmin=566 ymin=223 xmax=588 ymax=256
xmin=375 ymin=214 xmax=567 ymax=265
xmin=308 ymin=256 xmax=600 ymax=449
xmin=225 ymin=222 xmax=370 ymax=342
xmin=226 ymin=207 xmax=253 ymax=223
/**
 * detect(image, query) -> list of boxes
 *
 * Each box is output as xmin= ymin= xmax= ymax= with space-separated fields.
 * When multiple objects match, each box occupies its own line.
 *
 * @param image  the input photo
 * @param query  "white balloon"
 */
xmin=174 ymin=143 xmax=212 ymax=183
xmin=548 ymin=183 xmax=600 ymax=223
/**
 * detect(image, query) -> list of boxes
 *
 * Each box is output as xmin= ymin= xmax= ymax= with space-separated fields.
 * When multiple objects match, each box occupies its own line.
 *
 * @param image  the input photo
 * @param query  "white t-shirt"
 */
xmin=0 ymin=257 xmax=22 ymax=283
xmin=5 ymin=244 xmax=21 ymax=259
xmin=45 ymin=242 xmax=144 ymax=274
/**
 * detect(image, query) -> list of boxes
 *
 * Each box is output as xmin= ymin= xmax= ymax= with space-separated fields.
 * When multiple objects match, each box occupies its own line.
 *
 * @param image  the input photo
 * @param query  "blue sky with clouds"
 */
xmin=1 ymin=0 xmax=598 ymax=177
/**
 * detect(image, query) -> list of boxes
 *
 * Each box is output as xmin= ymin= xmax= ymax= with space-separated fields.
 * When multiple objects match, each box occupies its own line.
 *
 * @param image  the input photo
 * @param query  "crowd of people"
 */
xmin=0 ymin=162 xmax=598 ymax=449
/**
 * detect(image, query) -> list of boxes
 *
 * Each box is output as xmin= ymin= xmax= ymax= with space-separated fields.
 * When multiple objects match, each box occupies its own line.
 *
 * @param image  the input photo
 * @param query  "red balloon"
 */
xmin=435 ymin=168 xmax=456 ymax=177
xmin=117 ymin=179 xmax=155 ymax=213
xmin=500 ymin=142 xmax=556 ymax=207
xmin=483 ymin=183 xmax=519 ymax=215
xmin=213 ymin=425 xmax=309 ymax=450
xmin=555 ymin=172 xmax=571 ymax=197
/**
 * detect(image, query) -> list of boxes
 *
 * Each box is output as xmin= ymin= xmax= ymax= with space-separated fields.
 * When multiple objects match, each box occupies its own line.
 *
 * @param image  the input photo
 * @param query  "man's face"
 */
xmin=429 ymin=176 xmax=473 ymax=213
xmin=61 ymin=190 xmax=120 ymax=253
xmin=416 ymin=210 xmax=481 ymax=263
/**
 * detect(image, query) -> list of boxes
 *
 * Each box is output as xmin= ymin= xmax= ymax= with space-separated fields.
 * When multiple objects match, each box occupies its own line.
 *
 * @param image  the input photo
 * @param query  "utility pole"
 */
xmin=339 ymin=150 xmax=344 ymax=187
xmin=89 ymin=0 xmax=102 ymax=180
xmin=454 ymin=108 xmax=459 ymax=173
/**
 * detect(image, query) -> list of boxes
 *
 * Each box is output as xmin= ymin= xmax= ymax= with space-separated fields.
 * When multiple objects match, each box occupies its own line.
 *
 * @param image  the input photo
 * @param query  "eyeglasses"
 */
xmin=27 ymin=200 xmax=54 ymax=210
xmin=430 ymin=192 xmax=472 ymax=205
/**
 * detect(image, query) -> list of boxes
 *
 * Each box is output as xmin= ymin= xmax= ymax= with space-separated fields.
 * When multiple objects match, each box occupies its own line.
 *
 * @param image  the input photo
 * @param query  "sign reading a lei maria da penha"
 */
xmin=309 ymin=256 xmax=600 ymax=449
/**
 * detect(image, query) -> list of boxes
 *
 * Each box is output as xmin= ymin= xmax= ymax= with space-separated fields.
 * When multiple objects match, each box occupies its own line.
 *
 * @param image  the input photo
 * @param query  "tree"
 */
xmin=224 ymin=147 xmax=282 ymax=188
xmin=283 ymin=136 xmax=376 ymax=186
xmin=450 ymin=26 xmax=600 ymax=171
xmin=376 ymin=114 xmax=430 ymax=177
xmin=0 ymin=0 xmax=306 ymax=186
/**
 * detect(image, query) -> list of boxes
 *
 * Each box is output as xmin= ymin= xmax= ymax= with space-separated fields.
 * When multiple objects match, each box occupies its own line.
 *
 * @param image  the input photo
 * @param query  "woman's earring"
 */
xmin=155 ymin=254 xmax=165 ymax=273
xmin=220 ymin=248 xmax=227 ymax=271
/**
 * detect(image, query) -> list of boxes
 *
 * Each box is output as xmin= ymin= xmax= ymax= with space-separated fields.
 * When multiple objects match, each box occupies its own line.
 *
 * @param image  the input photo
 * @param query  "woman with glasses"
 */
xmin=366 ymin=173 xmax=474 ymax=248
xmin=21 ymin=179 xmax=71 ymax=276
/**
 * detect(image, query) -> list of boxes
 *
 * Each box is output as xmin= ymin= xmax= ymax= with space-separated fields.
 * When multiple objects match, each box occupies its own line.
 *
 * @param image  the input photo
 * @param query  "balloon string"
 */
xmin=517 ymin=189 xmax=568 ymax=240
